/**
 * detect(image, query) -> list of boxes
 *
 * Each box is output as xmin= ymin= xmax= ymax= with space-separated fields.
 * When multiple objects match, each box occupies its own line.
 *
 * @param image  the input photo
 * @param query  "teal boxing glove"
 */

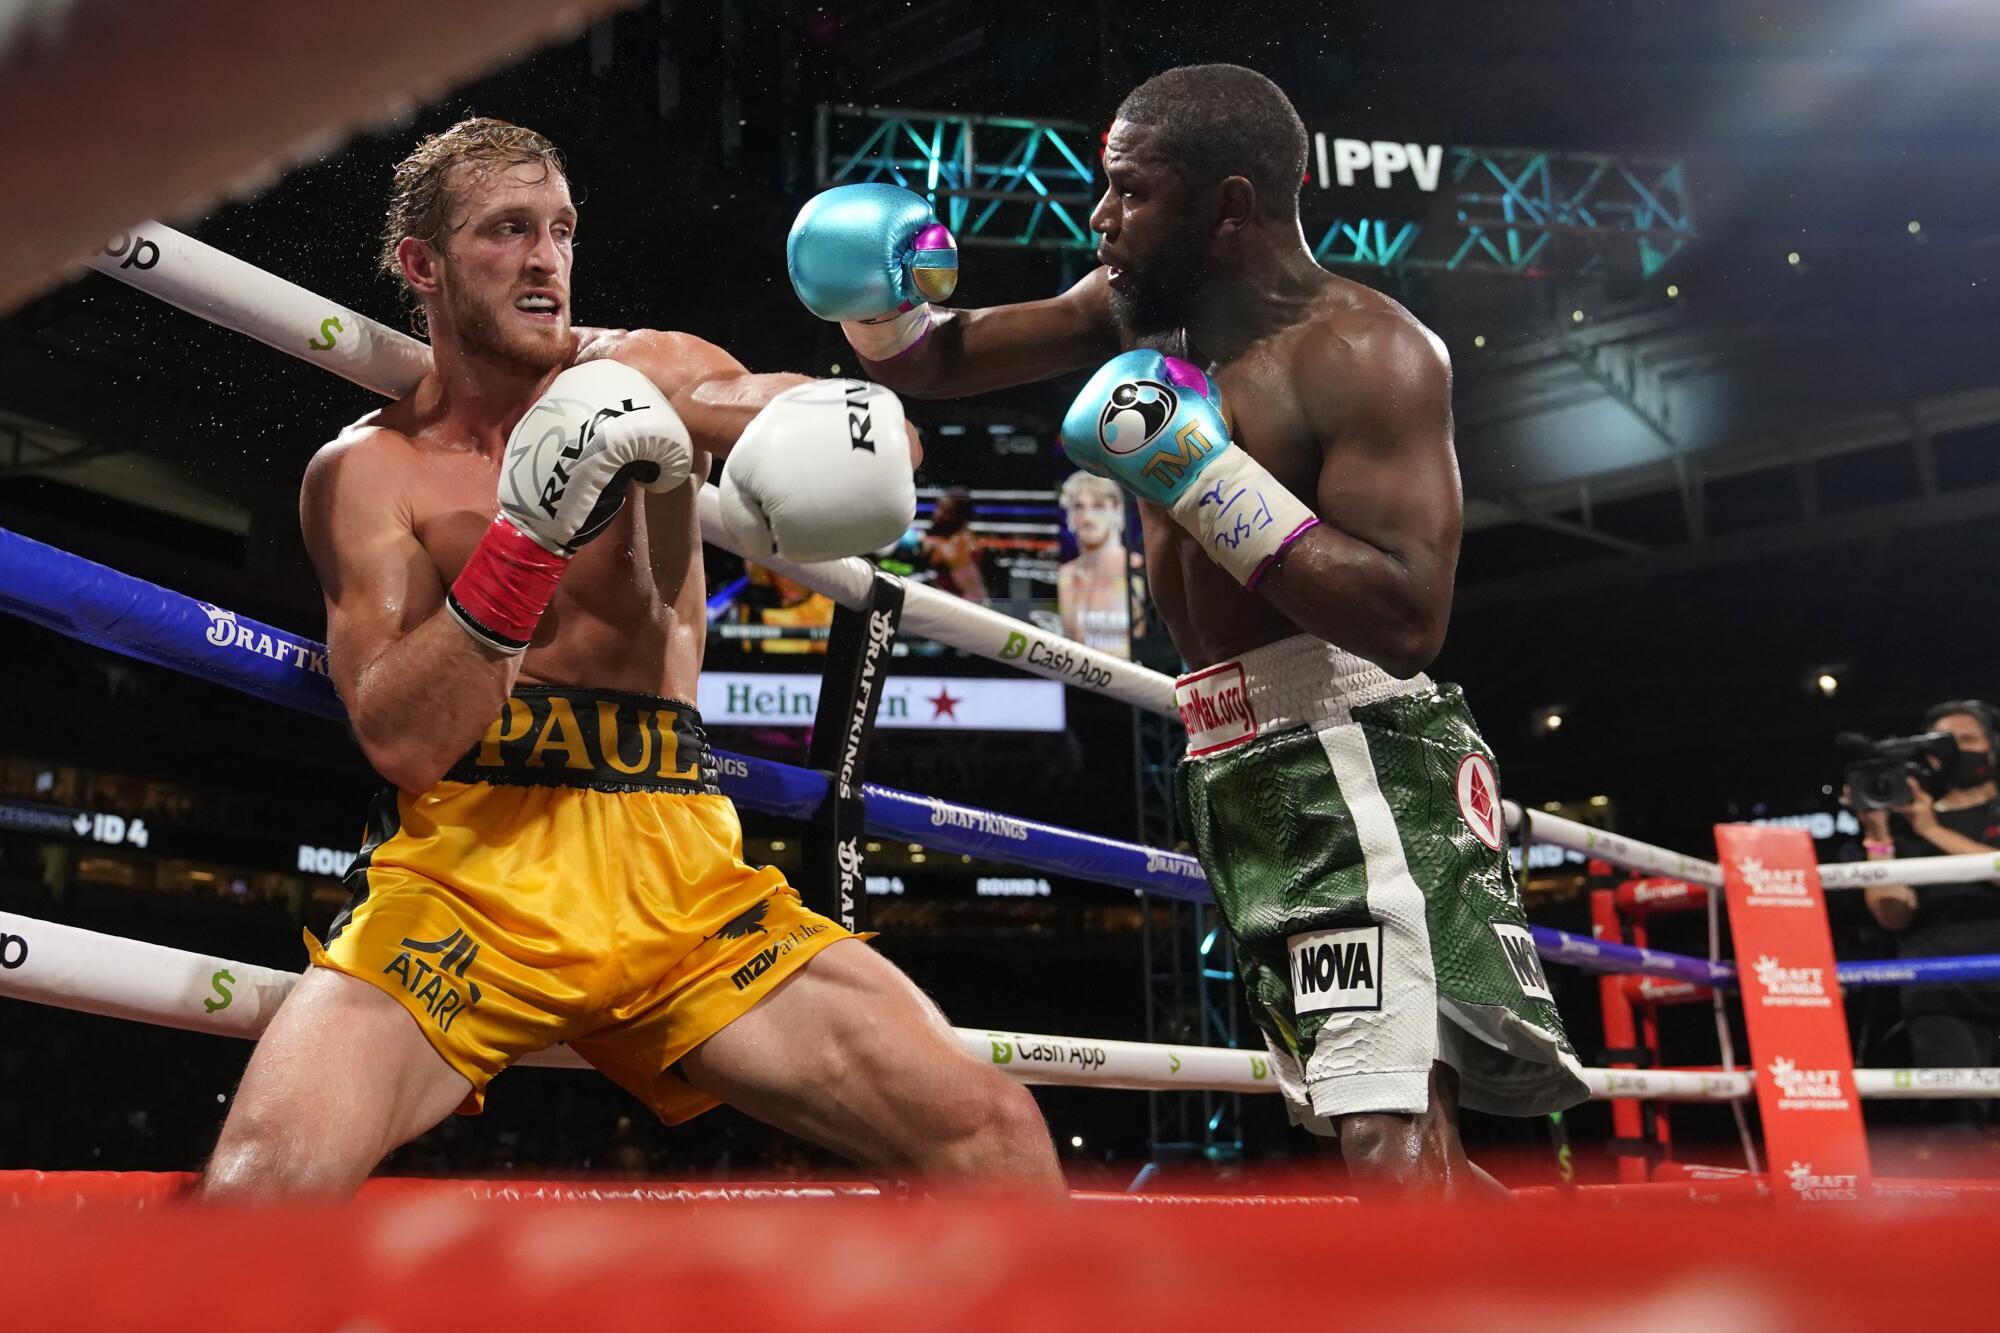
xmin=787 ymin=183 xmax=958 ymax=362
xmin=1060 ymin=350 xmax=1319 ymax=588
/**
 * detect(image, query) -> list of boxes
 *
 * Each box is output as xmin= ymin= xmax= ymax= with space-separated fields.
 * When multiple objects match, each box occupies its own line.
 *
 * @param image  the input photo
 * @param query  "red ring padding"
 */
xmin=0 ymin=1169 xmax=194 ymax=1207
xmin=0 ymin=1170 xmax=897 ymax=1207
xmin=8 ymin=1187 xmax=2000 ymax=1328
xmin=0 ymin=1169 xmax=1363 ymax=1209
xmin=10 ymin=1168 xmax=2000 ymax=1208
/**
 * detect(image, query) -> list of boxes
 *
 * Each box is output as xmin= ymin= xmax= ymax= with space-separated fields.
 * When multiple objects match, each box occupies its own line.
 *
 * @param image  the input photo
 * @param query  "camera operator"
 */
xmin=1856 ymin=701 xmax=2000 ymax=1126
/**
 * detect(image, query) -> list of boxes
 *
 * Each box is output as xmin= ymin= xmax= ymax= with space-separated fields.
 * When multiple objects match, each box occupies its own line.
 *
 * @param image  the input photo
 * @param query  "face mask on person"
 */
xmin=1949 ymin=746 xmax=1995 ymax=790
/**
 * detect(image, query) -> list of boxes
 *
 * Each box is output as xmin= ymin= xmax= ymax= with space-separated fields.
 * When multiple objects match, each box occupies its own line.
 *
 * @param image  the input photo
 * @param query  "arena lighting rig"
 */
xmin=816 ymin=103 xmax=1693 ymax=278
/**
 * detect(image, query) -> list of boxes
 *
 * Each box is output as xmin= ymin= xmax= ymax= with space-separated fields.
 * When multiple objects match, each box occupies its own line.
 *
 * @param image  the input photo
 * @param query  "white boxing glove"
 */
xmin=719 ymin=379 xmax=918 ymax=563
xmin=448 ymin=359 xmax=693 ymax=655
xmin=498 ymin=358 xmax=694 ymax=555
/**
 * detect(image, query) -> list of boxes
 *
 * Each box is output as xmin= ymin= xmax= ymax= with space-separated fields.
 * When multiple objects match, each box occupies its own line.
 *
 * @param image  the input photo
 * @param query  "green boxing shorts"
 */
xmin=1175 ymin=635 xmax=1588 ymax=1129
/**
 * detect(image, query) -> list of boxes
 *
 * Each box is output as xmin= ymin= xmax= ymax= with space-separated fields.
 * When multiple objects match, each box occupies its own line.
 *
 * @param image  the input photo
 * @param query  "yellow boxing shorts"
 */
xmin=306 ymin=685 xmax=852 ymax=1122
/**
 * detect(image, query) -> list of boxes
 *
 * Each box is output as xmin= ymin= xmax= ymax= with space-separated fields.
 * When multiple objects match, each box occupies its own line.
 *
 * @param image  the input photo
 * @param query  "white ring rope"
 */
xmin=0 ymin=0 xmax=634 ymax=317
xmin=1507 ymin=801 xmax=1991 ymax=893
xmin=81 ymin=224 xmax=433 ymax=399
xmin=96 ymin=221 xmax=1986 ymax=885
xmin=58 ymin=211 xmax=2000 ymax=1125
xmin=1507 ymin=802 xmax=1725 ymax=885
xmin=1816 ymin=853 xmax=2000 ymax=891
xmin=1 ymin=911 xmax=1990 ymax=1102
xmin=84 ymin=220 xmax=1177 ymax=716
xmin=0 ymin=910 xmax=1269 ymax=1092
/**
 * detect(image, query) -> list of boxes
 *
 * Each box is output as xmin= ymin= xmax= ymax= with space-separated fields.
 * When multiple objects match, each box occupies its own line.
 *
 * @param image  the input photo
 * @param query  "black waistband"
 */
xmin=443 ymin=686 xmax=718 ymax=794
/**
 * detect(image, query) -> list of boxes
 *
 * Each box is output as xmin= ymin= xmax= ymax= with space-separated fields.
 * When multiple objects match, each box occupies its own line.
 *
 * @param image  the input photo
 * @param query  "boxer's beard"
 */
xmin=1107 ymin=224 xmax=1209 ymax=337
xmin=444 ymin=275 xmax=568 ymax=374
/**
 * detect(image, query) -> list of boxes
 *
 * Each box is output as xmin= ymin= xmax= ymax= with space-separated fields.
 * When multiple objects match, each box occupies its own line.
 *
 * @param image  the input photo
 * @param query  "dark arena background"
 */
xmin=4 ymin=2 xmax=2000 ymax=1323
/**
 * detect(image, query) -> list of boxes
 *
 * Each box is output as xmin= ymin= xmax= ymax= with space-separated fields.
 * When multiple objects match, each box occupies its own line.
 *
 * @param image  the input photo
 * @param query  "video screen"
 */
xmin=711 ymin=473 xmax=1150 ymax=664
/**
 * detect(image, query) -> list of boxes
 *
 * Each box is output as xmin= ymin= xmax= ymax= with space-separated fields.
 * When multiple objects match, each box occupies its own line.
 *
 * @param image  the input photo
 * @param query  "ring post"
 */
xmin=800 ymin=571 xmax=906 ymax=934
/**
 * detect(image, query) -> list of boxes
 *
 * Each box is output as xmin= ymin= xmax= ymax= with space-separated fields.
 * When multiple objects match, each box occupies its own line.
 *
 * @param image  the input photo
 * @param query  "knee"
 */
xmin=950 ymin=1074 xmax=1047 ymax=1155
xmin=980 ymin=1077 xmax=1056 ymax=1157
xmin=927 ymin=1073 xmax=1058 ymax=1183
xmin=200 ymin=1118 xmax=358 ymax=1201
xmin=200 ymin=1123 xmax=284 ymax=1200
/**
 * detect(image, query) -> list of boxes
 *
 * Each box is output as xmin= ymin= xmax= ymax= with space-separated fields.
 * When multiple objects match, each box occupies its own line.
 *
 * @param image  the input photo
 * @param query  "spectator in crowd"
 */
xmin=1856 ymin=700 xmax=2000 ymax=1136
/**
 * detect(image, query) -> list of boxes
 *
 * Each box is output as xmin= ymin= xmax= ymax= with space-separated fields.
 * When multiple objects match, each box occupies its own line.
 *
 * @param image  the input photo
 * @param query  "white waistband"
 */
xmin=1174 ymin=635 xmax=1432 ymax=759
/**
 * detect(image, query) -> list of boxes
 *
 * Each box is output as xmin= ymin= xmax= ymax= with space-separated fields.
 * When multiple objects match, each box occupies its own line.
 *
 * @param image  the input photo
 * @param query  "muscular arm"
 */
xmin=302 ymin=434 xmax=521 ymax=793
xmin=856 ymin=268 xmax=1122 ymax=398
xmin=1254 ymin=318 xmax=1462 ymax=678
xmin=589 ymin=330 xmax=806 ymax=458
xmin=597 ymin=329 xmax=923 ymax=464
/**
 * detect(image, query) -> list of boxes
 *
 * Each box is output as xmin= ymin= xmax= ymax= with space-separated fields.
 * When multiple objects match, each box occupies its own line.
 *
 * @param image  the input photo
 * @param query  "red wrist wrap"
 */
xmin=446 ymin=516 xmax=568 ymax=653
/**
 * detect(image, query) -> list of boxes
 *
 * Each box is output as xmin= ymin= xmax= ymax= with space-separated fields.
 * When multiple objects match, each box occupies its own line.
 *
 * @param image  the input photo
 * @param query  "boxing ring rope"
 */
xmin=26 ymin=517 xmax=1996 ymax=995
xmin=4 ymin=534 xmax=1998 ymax=1110
xmin=82 ymin=221 xmax=1176 ymax=717
xmin=0 ymin=911 xmax=1272 ymax=1093
xmin=79 ymin=220 xmax=1989 ymax=895
xmin=14 ymin=40 xmax=2000 ymax=1325
xmin=1508 ymin=801 xmax=2000 ymax=892
xmin=1507 ymin=804 xmax=1725 ymax=884
xmin=0 ymin=524 xmax=1200 ymax=899
xmin=13 ymin=210 xmax=1989 ymax=1197
xmin=5 ymin=909 xmax=1993 ymax=1104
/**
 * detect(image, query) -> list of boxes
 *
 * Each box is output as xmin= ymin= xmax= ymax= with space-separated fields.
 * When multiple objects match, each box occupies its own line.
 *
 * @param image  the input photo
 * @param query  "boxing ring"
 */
xmin=3 ymin=219 xmax=1999 ymax=1209
xmin=8 ymin=513 xmax=2000 ymax=1205
xmin=5 ymin=14 xmax=1998 ymax=1330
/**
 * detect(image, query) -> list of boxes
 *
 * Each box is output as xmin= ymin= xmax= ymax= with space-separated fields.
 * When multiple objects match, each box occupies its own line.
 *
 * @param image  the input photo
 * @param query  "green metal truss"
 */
xmin=815 ymin=105 xmax=1695 ymax=278
xmin=815 ymin=103 xmax=1100 ymax=251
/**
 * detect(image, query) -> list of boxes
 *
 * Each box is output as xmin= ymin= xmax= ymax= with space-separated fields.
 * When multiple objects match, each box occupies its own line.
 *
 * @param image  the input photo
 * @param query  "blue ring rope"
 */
xmin=4 ymin=525 xmax=1992 ymax=991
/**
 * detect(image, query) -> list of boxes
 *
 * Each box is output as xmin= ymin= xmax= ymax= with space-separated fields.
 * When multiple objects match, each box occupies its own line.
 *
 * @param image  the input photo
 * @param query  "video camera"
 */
xmin=1837 ymin=731 xmax=1961 ymax=811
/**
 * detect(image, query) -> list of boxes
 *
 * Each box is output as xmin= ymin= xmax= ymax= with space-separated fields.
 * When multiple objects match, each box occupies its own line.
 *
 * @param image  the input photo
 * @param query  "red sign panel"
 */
xmin=1714 ymin=824 xmax=1872 ymax=1203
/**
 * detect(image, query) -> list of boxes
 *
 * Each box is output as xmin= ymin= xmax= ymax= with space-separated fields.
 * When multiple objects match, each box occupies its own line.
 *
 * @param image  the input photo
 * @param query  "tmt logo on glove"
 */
xmin=1062 ymin=349 xmax=1317 ymax=588
xmin=1096 ymin=379 xmax=1179 ymax=456
xmin=1062 ymin=352 xmax=1224 ymax=504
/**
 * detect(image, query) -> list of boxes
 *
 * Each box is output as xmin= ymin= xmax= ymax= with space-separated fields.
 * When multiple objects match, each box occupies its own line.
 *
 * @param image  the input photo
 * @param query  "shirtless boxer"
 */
xmin=790 ymin=67 xmax=1586 ymax=1197
xmin=1056 ymin=471 xmax=1133 ymax=658
xmin=199 ymin=118 xmax=1060 ymax=1197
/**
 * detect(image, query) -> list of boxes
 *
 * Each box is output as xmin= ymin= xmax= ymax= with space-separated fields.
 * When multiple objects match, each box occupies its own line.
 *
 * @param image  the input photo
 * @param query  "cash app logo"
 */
xmin=204 ymin=968 xmax=236 ymax=1014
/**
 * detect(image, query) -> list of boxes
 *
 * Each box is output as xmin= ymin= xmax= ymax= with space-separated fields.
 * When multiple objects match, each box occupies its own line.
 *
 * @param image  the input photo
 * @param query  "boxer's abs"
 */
xmin=516 ymin=590 xmax=704 ymax=702
xmin=1143 ymin=514 xmax=1305 ymax=668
